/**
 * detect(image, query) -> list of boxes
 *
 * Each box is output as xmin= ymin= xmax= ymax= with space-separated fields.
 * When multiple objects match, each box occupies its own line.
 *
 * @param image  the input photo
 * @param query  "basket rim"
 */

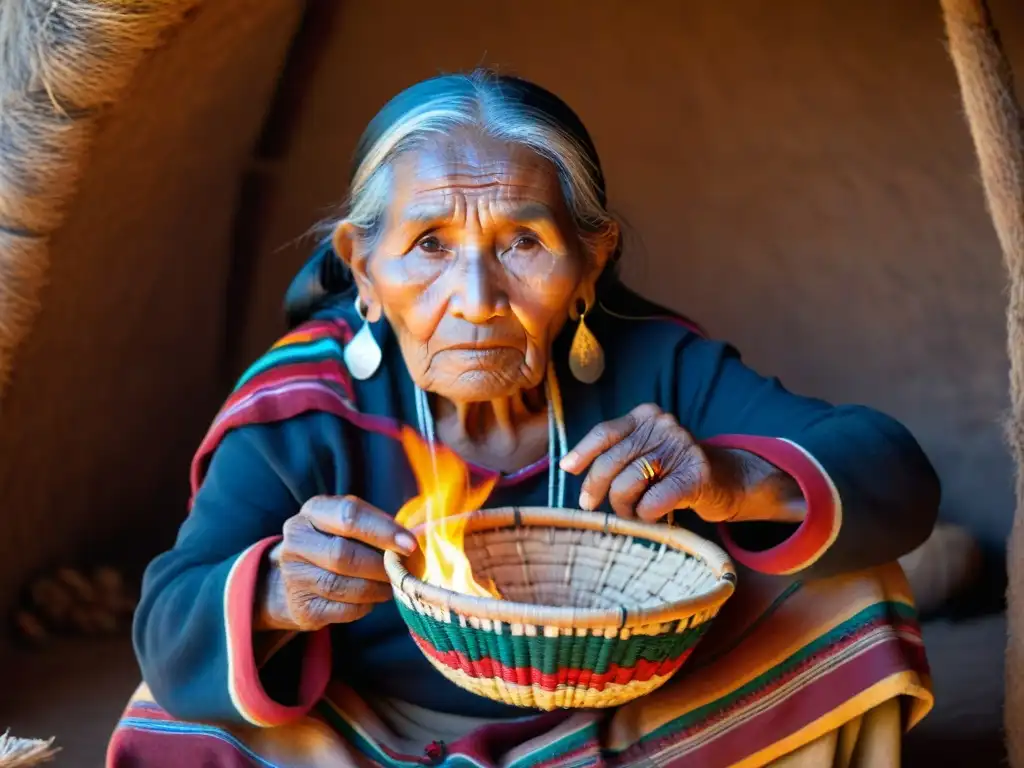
xmin=383 ymin=506 xmax=736 ymax=629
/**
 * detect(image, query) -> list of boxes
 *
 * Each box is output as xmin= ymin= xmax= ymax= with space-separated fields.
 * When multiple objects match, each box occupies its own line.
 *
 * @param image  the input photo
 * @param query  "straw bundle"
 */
xmin=384 ymin=507 xmax=736 ymax=711
xmin=0 ymin=731 xmax=57 ymax=767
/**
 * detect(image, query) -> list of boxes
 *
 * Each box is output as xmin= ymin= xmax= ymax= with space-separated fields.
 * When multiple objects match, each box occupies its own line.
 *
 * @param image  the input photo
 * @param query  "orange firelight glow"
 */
xmin=394 ymin=427 xmax=501 ymax=599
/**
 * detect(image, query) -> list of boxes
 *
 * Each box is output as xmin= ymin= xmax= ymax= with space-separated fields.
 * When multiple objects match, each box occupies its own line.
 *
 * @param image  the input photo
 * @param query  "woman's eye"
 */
xmin=416 ymin=235 xmax=444 ymax=253
xmin=512 ymin=235 xmax=541 ymax=251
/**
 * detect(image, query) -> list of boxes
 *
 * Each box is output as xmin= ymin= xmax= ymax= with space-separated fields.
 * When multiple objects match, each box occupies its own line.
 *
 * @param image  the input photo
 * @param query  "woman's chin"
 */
xmin=435 ymin=369 xmax=533 ymax=402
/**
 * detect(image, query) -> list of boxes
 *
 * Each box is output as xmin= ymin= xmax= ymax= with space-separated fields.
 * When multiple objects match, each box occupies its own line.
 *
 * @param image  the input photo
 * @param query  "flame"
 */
xmin=394 ymin=427 xmax=501 ymax=599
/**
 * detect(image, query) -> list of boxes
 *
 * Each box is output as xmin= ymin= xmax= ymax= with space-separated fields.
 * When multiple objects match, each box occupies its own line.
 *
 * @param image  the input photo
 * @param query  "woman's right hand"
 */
xmin=255 ymin=496 xmax=417 ymax=632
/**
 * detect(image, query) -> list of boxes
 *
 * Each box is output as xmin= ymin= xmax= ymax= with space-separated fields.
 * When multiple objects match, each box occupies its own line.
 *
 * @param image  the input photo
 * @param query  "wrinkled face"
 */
xmin=337 ymin=133 xmax=608 ymax=402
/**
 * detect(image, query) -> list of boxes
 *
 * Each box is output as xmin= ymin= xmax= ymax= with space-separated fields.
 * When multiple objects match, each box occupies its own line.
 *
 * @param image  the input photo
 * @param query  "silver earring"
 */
xmin=568 ymin=292 xmax=604 ymax=384
xmin=343 ymin=297 xmax=382 ymax=380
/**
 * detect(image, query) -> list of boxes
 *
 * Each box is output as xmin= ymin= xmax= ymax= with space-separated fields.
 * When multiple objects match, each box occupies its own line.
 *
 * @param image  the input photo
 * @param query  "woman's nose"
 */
xmin=450 ymin=253 xmax=509 ymax=323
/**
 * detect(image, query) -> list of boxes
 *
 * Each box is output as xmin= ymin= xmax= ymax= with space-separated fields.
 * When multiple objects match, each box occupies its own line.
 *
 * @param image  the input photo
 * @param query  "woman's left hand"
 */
xmin=559 ymin=403 xmax=804 ymax=524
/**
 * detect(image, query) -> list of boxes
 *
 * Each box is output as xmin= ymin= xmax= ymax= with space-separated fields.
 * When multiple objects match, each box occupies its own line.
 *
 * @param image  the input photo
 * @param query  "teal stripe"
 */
xmin=235 ymin=337 xmax=344 ymax=389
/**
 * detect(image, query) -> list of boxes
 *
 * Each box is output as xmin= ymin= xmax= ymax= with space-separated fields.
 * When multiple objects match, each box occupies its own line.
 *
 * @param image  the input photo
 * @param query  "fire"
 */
xmin=394 ymin=427 xmax=501 ymax=599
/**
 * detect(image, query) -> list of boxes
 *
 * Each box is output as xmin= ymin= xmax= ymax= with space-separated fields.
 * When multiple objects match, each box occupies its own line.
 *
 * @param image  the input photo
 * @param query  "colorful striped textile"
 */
xmin=109 ymin=562 xmax=931 ymax=767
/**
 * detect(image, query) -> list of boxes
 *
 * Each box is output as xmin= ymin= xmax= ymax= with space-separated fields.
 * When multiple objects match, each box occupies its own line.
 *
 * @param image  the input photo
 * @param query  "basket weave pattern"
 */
xmin=386 ymin=508 xmax=735 ymax=711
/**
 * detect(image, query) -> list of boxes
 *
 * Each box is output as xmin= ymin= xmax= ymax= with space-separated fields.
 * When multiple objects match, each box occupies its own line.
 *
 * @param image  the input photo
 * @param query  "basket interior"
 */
xmin=464 ymin=526 xmax=719 ymax=611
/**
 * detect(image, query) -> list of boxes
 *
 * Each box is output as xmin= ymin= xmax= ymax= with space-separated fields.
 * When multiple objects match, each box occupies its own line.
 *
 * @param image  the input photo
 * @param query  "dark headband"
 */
xmin=284 ymin=71 xmax=607 ymax=327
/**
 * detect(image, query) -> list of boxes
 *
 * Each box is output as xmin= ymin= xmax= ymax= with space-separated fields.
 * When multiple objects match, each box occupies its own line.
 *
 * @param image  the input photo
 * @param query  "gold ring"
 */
xmin=637 ymin=456 xmax=659 ymax=482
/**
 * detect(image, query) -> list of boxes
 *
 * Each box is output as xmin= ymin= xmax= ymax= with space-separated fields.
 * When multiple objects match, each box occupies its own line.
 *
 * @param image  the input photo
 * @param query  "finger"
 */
xmin=281 ymin=521 xmax=390 ymax=581
xmin=283 ymin=562 xmax=393 ymax=603
xmin=301 ymin=495 xmax=417 ymax=554
xmin=607 ymin=454 xmax=663 ymax=519
xmin=294 ymin=597 xmax=373 ymax=631
xmin=634 ymin=462 xmax=708 ymax=523
xmin=560 ymin=403 xmax=662 ymax=475
xmin=578 ymin=431 xmax=656 ymax=511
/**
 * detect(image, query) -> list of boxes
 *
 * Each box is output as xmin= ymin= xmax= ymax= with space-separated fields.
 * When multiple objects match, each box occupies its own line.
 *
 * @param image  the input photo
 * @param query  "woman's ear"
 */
xmin=332 ymin=221 xmax=382 ymax=322
xmin=583 ymin=220 xmax=620 ymax=290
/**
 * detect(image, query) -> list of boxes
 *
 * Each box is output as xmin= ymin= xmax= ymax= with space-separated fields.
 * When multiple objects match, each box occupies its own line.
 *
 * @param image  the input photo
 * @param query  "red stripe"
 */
xmin=704 ymin=436 xmax=839 ymax=575
xmin=411 ymin=631 xmax=694 ymax=692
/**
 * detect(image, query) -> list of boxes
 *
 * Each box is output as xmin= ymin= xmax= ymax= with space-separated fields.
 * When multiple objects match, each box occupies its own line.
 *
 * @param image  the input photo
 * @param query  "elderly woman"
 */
xmin=108 ymin=70 xmax=938 ymax=767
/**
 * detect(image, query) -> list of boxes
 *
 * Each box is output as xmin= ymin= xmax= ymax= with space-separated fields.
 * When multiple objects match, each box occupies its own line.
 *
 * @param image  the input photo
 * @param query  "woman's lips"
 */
xmin=437 ymin=346 xmax=521 ymax=365
xmin=444 ymin=341 xmax=518 ymax=351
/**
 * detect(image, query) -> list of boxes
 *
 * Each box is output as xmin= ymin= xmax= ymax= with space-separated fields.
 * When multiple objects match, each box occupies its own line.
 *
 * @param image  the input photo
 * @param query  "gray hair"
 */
xmin=331 ymin=70 xmax=618 ymax=258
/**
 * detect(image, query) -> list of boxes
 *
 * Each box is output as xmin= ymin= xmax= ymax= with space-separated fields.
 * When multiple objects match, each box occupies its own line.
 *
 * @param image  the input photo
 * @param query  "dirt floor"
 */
xmin=2 ymin=638 xmax=138 ymax=767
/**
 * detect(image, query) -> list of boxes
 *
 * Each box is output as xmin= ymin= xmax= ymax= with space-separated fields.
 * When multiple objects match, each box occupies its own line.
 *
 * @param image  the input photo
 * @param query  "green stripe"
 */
xmin=397 ymin=602 xmax=708 ymax=676
xmin=234 ymin=337 xmax=343 ymax=390
xmin=620 ymin=600 xmax=918 ymax=751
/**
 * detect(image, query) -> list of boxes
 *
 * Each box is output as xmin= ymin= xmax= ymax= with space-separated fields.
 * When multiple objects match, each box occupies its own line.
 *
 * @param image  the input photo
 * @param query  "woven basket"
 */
xmin=384 ymin=506 xmax=736 ymax=711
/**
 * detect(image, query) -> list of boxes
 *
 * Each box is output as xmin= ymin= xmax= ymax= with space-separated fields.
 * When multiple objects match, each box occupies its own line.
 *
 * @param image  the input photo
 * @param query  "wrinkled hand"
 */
xmin=559 ymin=403 xmax=783 ymax=523
xmin=256 ymin=496 xmax=417 ymax=632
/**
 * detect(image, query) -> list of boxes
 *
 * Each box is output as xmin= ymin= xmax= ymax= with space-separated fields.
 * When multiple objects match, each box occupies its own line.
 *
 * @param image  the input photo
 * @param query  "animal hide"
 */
xmin=0 ymin=0 xmax=199 ymax=402
xmin=939 ymin=1 xmax=1024 ymax=764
